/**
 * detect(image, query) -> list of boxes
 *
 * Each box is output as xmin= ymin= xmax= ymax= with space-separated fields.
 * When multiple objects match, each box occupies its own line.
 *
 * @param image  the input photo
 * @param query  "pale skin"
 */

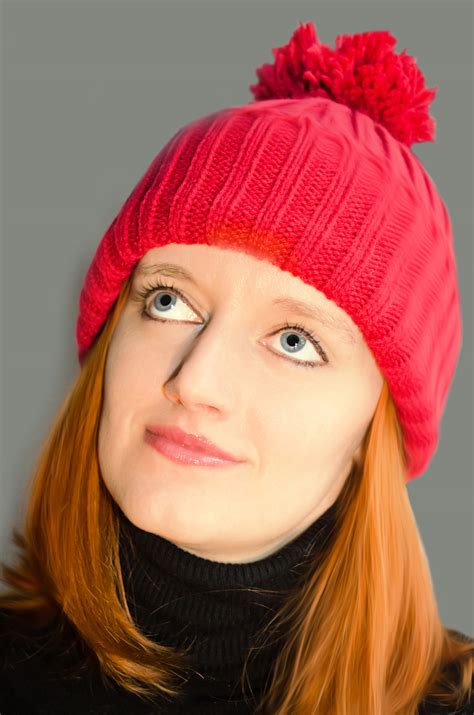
xmin=98 ymin=243 xmax=384 ymax=564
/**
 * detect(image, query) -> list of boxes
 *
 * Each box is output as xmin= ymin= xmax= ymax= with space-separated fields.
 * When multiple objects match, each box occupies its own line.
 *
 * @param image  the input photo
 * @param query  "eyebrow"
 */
xmin=271 ymin=297 xmax=356 ymax=345
xmin=134 ymin=262 xmax=356 ymax=345
xmin=135 ymin=262 xmax=199 ymax=285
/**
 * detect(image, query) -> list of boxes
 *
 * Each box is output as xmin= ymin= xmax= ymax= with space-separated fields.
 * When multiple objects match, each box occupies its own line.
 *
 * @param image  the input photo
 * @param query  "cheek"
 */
xmin=98 ymin=339 xmax=157 ymax=470
xmin=105 ymin=330 xmax=163 ymax=406
xmin=261 ymin=379 xmax=364 ymax=472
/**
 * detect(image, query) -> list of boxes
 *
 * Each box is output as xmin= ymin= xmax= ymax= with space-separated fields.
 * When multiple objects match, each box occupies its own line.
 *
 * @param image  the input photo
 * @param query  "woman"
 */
xmin=0 ymin=19 xmax=473 ymax=715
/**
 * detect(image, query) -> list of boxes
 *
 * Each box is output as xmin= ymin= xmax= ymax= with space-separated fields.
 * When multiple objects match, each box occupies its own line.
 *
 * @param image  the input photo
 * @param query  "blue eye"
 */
xmin=137 ymin=280 xmax=199 ymax=324
xmin=272 ymin=321 xmax=328 ymax=368
xmin=133 ymin=280 xmax=328 ymax=369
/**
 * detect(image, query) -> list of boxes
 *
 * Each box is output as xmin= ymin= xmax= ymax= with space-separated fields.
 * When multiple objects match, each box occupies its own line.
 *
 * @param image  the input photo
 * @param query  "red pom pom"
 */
xmin=249 ymin=21 xmax=438 ymax=147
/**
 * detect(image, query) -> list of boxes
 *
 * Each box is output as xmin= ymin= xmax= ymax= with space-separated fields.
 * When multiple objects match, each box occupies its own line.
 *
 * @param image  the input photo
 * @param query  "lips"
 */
xmin=145 ymin=424 xmax=244 ymax=463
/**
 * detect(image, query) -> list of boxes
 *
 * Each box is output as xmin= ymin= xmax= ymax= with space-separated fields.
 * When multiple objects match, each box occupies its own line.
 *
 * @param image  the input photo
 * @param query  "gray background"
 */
xmin=1 ymin=0 xmax=473 ymax=635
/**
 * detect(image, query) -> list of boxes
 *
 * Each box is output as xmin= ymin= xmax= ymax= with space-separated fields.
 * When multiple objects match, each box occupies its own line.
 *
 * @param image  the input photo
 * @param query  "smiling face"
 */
xmin=98 ymin=243 xmax=384 ymax=563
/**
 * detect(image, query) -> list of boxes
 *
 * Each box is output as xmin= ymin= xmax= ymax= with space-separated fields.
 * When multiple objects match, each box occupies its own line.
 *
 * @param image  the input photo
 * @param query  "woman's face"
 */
xmin=98 ymin=243 xmax=384 ymax=563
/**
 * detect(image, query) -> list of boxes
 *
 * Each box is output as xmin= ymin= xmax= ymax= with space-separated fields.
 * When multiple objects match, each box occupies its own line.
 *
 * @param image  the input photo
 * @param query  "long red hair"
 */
xmin=1 ymin=272 xmax=472 ymax=714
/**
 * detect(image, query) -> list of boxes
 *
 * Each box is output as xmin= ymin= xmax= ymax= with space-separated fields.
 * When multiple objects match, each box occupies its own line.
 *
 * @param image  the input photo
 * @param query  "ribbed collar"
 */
xmin=117 ymin=500 xmax=338 ymax=704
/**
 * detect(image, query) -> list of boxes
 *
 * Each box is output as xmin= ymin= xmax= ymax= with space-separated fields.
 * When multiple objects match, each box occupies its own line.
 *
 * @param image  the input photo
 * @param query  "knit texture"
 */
xmin=117 ymin=499 xmax=338 ymax=708
xmin=75 ymin=23 xmax=463 ymax=482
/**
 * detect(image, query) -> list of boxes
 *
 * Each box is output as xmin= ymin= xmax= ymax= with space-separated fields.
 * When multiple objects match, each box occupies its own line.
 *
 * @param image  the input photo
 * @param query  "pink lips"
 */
xmin=144 ymin=424 xmax=244 ymax=467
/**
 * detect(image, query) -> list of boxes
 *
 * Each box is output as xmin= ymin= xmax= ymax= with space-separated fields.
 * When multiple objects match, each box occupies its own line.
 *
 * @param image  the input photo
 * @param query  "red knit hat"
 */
xmin=76 ymin=22 xmax=462 ymax=483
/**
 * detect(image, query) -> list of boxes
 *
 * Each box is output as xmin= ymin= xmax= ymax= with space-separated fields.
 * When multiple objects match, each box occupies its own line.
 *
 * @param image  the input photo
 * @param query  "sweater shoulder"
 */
xmin=417 ymin=680 xmax=474 ymax=715
xmin=0 ymin=609 xmax=187 ymax=714
xmin=0 ymin=607 xmax=116 ymax=714
xmin=418 ymin=629 xmax=474 ymax=714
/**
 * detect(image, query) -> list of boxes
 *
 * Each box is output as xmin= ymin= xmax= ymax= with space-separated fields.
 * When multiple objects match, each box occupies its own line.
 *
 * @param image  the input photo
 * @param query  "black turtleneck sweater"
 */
xmin=117 ymin=499 xmax=339 ymax=711
xmin=0 ymin=501 xmax=338 ymax=714
xmin=1 ymin=500 xmax=473 ymax=715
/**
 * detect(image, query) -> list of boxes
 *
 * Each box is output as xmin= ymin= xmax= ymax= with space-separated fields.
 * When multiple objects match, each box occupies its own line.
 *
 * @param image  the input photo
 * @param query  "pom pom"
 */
xmin=249 ymin=21 xmax=438 ymax=147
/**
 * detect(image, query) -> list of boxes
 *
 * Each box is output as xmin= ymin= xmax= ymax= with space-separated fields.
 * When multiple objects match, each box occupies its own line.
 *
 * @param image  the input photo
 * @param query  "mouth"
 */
xmin=144 ymin=429 xmax=244 ymax=468
xmin=145 ymin=423 xmax=244 ymax=461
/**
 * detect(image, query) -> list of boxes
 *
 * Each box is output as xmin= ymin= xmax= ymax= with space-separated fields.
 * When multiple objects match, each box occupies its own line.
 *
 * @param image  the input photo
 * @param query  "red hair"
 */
xmin=1 ymin=273 xmax=473 ymax=714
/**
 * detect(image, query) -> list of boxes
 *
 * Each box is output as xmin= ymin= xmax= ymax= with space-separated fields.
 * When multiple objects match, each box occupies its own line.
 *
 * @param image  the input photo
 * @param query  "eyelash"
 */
xmin=134 ymin=279 xmax=328 ymax=369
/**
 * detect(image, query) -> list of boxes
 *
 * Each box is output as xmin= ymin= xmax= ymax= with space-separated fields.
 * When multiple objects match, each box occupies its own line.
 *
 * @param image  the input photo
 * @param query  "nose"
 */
xmin=162 ymin=316 xmax=243 ymax=415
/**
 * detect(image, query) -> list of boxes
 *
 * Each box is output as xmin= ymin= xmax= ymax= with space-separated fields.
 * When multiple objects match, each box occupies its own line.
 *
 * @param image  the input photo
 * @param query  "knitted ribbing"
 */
xmin=117 ymin=499 xmax=338 ymax=704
